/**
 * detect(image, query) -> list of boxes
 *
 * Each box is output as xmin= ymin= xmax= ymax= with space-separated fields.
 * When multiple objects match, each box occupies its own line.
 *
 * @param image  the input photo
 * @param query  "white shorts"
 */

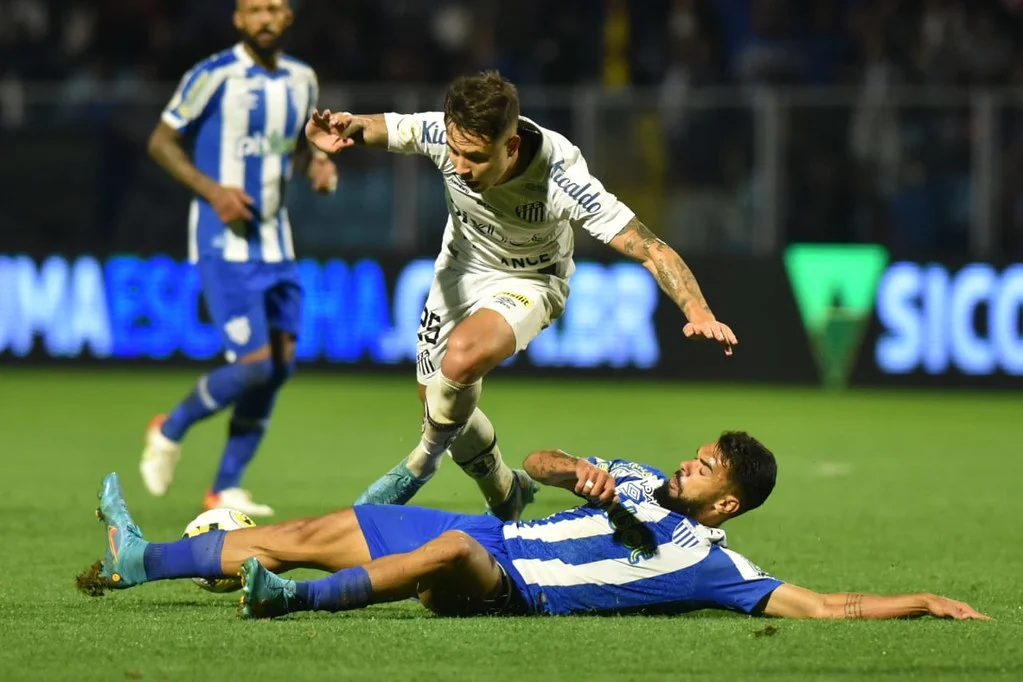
xmin=415 ymin=267 xmax=570 ymax=383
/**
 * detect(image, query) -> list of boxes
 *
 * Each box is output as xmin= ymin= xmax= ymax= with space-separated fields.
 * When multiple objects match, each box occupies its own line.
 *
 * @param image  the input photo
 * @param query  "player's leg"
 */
xmin=140 ymin=260 xmax=276 ymax=500
xmin=240 ymin=530 xmax=506 ymax=618
xmin=207 ymin=265 xmax=302 ymax=515
xmin=354 ymin=272 xmax=470 ymax=505
xmin=83 ymin=472 xmax=373 ymax=591
xmin=354 ymin=272 xmax=561 ymax=519
xmin=439 ymin=284 xmax=563 ymax=520
xmin=354 ymin=308 xmax=516 ymax=506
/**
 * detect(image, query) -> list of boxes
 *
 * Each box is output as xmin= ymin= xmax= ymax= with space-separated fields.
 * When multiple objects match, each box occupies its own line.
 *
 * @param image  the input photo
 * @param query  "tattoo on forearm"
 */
xmin=530 ymin=451 xmax=575 ymax=481
xmin=843 ymin=593 xmax=865 ymax=619
xmin=616 ymin=218 xmax=710 ymax=316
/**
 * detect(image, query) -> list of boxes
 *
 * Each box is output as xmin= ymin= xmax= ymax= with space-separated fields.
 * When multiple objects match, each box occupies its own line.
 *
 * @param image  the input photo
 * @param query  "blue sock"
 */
xmin=293 ymin=567 xmax=374 ymax=612
xmin=212 ymin=417 xmax=267 ymax=492
xmin=142 ymin=531 xmax=227 ymax=581
xmin=212 ymin=361 xmax=292 ymax=492
xmin=161 ymin=359 xmax=273 ymax=442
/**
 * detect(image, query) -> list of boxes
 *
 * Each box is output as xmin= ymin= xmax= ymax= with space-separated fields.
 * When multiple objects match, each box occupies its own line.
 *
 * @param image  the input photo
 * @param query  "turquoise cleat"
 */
xmin=486 ymin=469 xmax=539 ymax=523
xmin=239 ymin=557 xmax=298 ymax=619
xmin=353 ymin=456 xmax=432 ymax=506
xmin=95 ymin=472 xmax=149 ymax=589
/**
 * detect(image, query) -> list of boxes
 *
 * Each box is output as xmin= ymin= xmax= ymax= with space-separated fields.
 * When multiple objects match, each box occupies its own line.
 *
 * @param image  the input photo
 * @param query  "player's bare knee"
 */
xmin=441 ymin=333 xmax=487 ymax=383
xmin=431 ymin=531 xmax=478 ymax=570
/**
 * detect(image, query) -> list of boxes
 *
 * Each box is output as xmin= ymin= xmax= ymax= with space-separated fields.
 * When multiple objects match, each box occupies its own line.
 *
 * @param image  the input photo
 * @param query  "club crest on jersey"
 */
xmin=671 ymin=520 xmax=704 ymax=550
xmin=515 ymin=201 xmax=546 ymax=223
xmin=224 ymin=316 xmax=252 ymax=345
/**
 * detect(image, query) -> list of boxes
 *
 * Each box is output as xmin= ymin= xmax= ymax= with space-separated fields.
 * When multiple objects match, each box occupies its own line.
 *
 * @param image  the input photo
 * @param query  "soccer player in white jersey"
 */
xmin=87 ymin=431 xmax=987 ymax=621
xmin=139 ymin=0 xmax=337 ymax=517
xmin=302 ymin=71 xmax=740 ymax=521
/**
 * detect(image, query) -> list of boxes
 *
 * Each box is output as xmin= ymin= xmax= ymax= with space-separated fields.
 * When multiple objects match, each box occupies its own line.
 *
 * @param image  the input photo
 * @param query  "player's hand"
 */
xmin=305 ymin=109 xmax=362 ymax=154
xmin=682 ymin=316 xmax=738 ymax=356
xmin=207 ymin=185 xmax=255 ymax=223
xmin=924 ymin=594 xmax=991 ymax=621
xmin=574 ymin=460 xmax=617 ymax=505
xmin=308 ymin=155 xmax=338 ymax=194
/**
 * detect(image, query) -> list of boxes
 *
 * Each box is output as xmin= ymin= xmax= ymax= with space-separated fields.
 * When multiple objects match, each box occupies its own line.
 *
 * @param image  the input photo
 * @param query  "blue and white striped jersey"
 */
xmin=503 ymin=458 xmax=783 ymax=616
xmin=161 ymin=43 xmax=318 ymax=264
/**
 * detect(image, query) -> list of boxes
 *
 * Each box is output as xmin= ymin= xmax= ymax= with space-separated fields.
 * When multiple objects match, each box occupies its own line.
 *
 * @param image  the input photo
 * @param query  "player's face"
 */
xmin=661 ymin=442 xmax=739 ymax=518
xmin=445 ymin=122 xmax=520 ymax=193
xmin=234 ymin=0 xmax=293 ymax=55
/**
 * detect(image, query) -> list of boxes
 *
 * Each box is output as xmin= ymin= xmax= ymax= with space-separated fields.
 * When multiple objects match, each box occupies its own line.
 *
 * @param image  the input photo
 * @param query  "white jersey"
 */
xmin=383 ymin=112 xmax=635 ymax=277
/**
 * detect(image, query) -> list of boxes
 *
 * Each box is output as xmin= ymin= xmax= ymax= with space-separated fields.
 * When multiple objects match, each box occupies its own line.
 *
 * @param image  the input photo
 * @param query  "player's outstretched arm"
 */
xmin=305 ymin=110 xmax=389 ymax=153
xmin=761 ymin=583 xmax=990 ymax=620
xmin=607 ymin=218 xmax=737 ymax=355
xmin=522 ymin=449 xmax=617 ymax=504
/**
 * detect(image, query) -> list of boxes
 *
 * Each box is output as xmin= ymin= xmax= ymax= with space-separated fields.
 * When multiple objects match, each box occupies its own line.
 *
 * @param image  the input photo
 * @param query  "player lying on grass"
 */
xmin=80 ymin=431 xmax=987 ymax=621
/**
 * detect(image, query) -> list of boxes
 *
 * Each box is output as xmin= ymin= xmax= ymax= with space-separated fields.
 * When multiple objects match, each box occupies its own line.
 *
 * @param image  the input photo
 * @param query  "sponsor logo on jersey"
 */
xmin=498 ymin=253 xmax=554 ymax=269
xmin=549 ymin=160 xmax=602 ymax=213
xmin=420 ymin=120 xmax=446 ymax=145
xmin=236 ymin=132 xmax=297 ymax=159
xmin=490 ymin=291 xmax=534 ymax=311
xmin=607 ymin=501 xmax=658 ymax=564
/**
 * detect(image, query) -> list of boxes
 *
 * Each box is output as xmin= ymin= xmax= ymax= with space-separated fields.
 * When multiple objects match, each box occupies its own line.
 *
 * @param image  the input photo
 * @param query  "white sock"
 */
xmin=406 ymin=373 xmax=482 ymax=478
xmin=449 ymin=409 xmax=514 ymax=507
xmin=420 ymin=373 xmax=481 ymax=457
xmin=405 ymin=442 xmax=440 ymax=478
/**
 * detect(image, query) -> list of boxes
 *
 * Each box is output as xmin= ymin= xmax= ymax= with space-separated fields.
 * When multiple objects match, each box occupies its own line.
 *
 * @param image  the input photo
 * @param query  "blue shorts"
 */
xmin=352 ymin=504 xmax=535 ymax=614
xmin=197 ymin=259 xmax=302 ymax=359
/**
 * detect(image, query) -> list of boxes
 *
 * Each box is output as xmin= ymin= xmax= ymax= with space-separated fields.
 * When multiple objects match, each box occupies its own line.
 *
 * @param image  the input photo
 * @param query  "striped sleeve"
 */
xmin=161 ymin=62 xmax=225 ymax=134
xmin=692 ymin=546 xmax=784 ymax=614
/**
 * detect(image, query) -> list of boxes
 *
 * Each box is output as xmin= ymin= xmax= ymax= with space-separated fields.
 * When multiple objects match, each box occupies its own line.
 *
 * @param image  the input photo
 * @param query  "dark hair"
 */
xmin=716 ymin=431 xmax=777 ymax=515
xmin=443 ymin=70 xmax=520 ymax=143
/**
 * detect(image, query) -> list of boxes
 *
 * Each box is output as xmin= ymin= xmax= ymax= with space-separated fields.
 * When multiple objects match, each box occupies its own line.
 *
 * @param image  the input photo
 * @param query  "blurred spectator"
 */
xmin=2 ymin=0 xmax=1023 ymax=256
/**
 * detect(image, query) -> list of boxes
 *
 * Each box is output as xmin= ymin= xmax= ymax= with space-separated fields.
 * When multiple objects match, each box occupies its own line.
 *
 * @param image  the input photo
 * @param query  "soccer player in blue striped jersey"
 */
xmin=139 ymin=0 xmax=337 ymax=516
xmin=88 ymin=431 xmax=987 ymax=621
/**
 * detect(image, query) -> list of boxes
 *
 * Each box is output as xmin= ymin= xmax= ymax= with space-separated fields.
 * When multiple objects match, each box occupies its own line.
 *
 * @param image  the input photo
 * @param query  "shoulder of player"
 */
xmin=532 ymin=129 xmax=605 ymax=208
xmin=393 ymin=111 xmax=448 ymax=147
xmin=278 ymin=54 xmax=318 ymax=82
xmin=188 ymin=46 xmax=246 ymax=77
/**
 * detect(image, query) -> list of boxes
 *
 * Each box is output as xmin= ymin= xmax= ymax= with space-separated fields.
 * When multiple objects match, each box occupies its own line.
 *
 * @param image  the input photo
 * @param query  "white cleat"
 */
xmin=140 ymin=414 xmax=181 ymax=497
xmin=204 ymin=487 xmax=275 ymax=517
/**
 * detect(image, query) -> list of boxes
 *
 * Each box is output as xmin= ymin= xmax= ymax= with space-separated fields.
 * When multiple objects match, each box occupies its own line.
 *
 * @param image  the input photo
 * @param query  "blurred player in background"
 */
xmin=304 ymin=71 xmax=738 ymax=521
xmin=140 ymin=0 xmax=337 ymax=516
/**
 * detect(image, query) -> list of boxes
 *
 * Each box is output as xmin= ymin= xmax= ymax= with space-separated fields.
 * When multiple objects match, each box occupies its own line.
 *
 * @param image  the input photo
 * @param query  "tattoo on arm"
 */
xmin=613 ymin=218 xmax=711 ymax=317
xmin=843 ymin=593 xmax=865 ymax=619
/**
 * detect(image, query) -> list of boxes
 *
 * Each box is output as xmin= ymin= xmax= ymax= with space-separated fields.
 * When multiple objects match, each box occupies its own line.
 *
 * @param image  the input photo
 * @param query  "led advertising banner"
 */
xmin=0 ymin=252 xmax=815 ymax=384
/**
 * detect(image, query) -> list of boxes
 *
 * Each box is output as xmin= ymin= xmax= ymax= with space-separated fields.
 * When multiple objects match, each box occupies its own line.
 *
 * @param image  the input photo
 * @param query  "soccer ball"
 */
xmin=181 ymin=508 xmax=256 ymax=593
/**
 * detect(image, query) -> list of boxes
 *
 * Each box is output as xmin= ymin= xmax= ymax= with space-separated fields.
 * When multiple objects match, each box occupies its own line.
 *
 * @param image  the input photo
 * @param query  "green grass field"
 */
xmin=0 ymin=368 xmax=1021 ymax=681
